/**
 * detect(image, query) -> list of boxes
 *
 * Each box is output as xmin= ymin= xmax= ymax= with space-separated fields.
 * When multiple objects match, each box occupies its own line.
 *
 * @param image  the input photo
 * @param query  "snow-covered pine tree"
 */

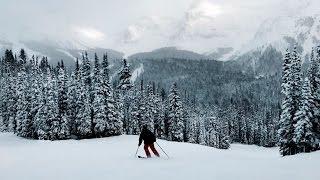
xmin=239 ymin=110 xmax=248 ymax=144
xmin=82 ymin=52 xmax=92 ymax=87
xmin=34 ymin=70 xmax=58 ymax=140
xmin=247 ymin=120 xmax=255 ymax=144
xmin=67 ymin=73 xmax=78 ymax=135
xmin=293 ymin=77 xmax=317 ymax=153
xmin=0 ymin=72 xmax=9 ymax=131
xmin=3 ymin=50 xmax=19 ymax=132
xmin=143 ymin=84 xmax=155 ymax=132
xmin=101 ymin=53 xmax=122 ymax=136
xmin=101 ymin=53 xmax=109 ymax=81
xmin=153 ymin=93 xmax=166 ymax=139
xmin=76 ymin=88 xmax=93 ymax=138
xmin=197 ymin=117 xmax=206 ymax=145
xmin=167 ymin=82 xmax=185 ymax=142
xmin=291 ymin=47 xmax=303 ymax=111
xmin=206 ymin=117 xmax=231 ymax=149
xmin=47 ymin=72 xmax=61 ymax=140
xmin=105 ymin=93 xmax=123 ymax=136
xmin=259 ymin=124 xmax=268 ymax=147
xmin=118 ymin=59 xmax=133 ymax=91
xmin=279 ymin=47 xmax=302 ymax=156
xmin=74 ymin=59 xmax=93 ymax=138
xmin=309 ymin=46 xmax=320 ymax=148
xmin=92 ymin=54 xmax=108 ymax=137
xmin=113 ymin=89 xmax=124 ymax=131
xmin=117 ymin=59 xmax=133 ymax=133
xmin=57 ymin=65 xmax=70 ymax=139
xmin=185 ymin=116 xmax=197 ymax=143
xmin=0 ymin=73 xmax=5 ymax=131
xmin=7 ymin=76 xmax=17 ymax=133
xmin=27 ymin=61 xmax=42 ymax=138
xmin=279 ymin=49 xmax=295 ymax=155
xmin=128 ymin=88 xmax=141 ymax=135
xmin=15 ymin=69 xmax=29 ymax=136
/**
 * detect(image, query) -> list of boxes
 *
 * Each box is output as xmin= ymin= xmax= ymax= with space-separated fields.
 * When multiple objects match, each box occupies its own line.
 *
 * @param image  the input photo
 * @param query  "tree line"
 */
xmin=0 ymin=49 xmax=230 ymax=149
xmin=4 ymin=45 xmax=319 ymax=155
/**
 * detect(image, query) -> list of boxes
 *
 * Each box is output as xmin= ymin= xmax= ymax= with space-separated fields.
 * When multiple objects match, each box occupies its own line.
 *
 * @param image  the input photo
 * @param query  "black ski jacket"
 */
xmin=139 ymin=128 xmax=156 ymax=145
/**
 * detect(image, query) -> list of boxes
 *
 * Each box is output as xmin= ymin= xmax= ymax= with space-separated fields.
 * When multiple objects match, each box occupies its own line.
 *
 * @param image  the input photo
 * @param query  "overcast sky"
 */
xmin=0 ymin=0 xmax=318 ymax=55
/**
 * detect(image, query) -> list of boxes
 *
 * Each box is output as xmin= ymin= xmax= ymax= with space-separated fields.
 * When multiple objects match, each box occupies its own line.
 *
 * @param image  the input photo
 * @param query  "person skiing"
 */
xmin=138 ymin=125 xmax=160 ymax=158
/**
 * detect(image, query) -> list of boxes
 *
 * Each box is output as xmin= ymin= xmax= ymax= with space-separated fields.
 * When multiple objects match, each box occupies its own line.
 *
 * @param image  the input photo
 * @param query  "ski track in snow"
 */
xmin=0 ymin=133 xmax=319 ymax=180
xmin=56 ymin=49 xmax=77 ymax=61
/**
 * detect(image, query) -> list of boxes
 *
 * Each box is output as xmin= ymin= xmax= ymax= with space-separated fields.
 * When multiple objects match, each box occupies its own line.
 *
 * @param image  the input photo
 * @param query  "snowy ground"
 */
xmin=0 ymin=133 xmax=319 ymax=180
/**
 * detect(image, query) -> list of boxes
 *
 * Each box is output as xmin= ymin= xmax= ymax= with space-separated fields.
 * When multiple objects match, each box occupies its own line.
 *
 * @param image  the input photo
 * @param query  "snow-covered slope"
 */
xmin=205 ymin=47 xmax=234 ymax=60
xmin=0 ymin=133 xmax=319 ymax=180
xmin=131 ymin=63 xmax=144 ymax=83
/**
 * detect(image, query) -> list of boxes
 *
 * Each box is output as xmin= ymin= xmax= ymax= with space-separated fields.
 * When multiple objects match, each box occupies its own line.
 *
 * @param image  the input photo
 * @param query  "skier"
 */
xmin=138 ymin=125 xmax=160 ymax=158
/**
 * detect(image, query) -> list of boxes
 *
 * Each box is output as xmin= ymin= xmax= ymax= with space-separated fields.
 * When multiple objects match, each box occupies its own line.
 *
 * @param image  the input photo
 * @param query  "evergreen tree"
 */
xmin=279 ymin=49 xmax=295 ymax=156
xmin=185 ymin=117 xmax=197 ymax=143
xmin=57 ymin=66 xmax=70 ymax=139
xmin=167 ymin=83 xmax=185 ymax=142
xmin=309 ymin=46 xmax=320 ymax=147
xmin=67 ymin=73 xmax=79 ymax=135
xmin=197 ymin=118 xmax=206 ymax=145
xmin=293 ymin=78 xmax=317 ymax=153
xmin=142 ymin=84 xmax=155 ymax=132
xmin=76 ymin=89 xmax=93 ymax=138
xmin=92 ymin=56 xmax=108 ymax=137
xmin=82 ymin=52 xmax=92 ymax=86
xmin=118 ymin=59 xmax=133 ymax=90
xmin=117 ymin=59 xmax=133 ymax=133
xmin=7 ymin=74 xmax=17 ymax=132
xmin=153 ymin=93 xmax=166 ymax=138
xmin=15 ymin=69 xmax=30 ymax=137
xmin=101 ymin=53 xmax=122 ymax=136
xmin=34 ymin=71 xmax=58 ymax=140
xmin=128 ymin=88 xmax=141 ymax=135
xmin=279 ymin=47 xmax=302 ymax=156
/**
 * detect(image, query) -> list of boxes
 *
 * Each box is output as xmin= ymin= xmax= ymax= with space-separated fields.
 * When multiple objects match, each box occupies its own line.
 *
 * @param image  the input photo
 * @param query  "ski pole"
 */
xmin=134 ymin=146 xmax=140 ymax=157
xmin=156 ymin=142 xmax=170 ymax=159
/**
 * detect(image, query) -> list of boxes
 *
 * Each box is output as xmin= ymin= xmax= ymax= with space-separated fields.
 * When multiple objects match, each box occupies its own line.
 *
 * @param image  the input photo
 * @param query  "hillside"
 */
xmin=129 ymin=47 xmax=208 ymax=60
xmin=0 ymin=133 xmax=319 ymax=180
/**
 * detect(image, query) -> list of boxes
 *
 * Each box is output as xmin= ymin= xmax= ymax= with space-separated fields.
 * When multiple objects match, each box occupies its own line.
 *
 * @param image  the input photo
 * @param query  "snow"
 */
xmin=226 ymin=14 xmax=320 ymax=61
xmin=56 ymin=49 xmax=77 ymax=62
xmin=130 ymin=63 xmax=144 ymax=83
xmin=0 ymin=133 xmax=319 ymax=180
xmin=0 ymin=39 xmax=45 ymax=58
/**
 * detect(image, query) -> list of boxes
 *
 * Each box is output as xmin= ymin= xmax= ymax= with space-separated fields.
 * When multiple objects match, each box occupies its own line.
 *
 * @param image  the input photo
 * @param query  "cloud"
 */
xmin=0 ymin=0 xmax=319 ymax=55
xmin=73 ymin=27 xmax=105 ymax=41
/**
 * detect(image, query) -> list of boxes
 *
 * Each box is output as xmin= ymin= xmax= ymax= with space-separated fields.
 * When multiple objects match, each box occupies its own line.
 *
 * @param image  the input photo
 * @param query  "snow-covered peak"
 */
xmin=236 ymin=14 xmax=320 ymax=60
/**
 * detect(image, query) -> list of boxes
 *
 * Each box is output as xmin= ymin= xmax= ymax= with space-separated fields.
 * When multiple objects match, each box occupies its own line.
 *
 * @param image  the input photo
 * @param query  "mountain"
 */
xmin=223 ymin=15 xmax=320 ymax=76
xmin=205 ymin=47 xmax=234 ymax=60
xmin=128 ymin=47 xmax=208 ymax=60
xmin=0 ymin=39 xmax=124 ymax=67
xmin=239 ymin=15 xmax=320 ymax=58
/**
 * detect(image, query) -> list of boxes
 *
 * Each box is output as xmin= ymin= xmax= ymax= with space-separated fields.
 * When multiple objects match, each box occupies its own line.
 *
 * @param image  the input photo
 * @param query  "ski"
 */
xmin=137 ymin=155 xmax=147 ymax=158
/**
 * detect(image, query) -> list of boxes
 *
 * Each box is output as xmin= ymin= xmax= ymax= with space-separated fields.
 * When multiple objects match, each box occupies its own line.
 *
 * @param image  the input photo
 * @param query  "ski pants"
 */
xmin=144 ymin=143 xmax=160 ymax=158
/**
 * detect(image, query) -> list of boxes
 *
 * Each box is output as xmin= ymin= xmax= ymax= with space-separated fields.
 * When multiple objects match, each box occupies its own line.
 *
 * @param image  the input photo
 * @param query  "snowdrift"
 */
xmin=0 ymin=133 xmax=319 ymax=180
